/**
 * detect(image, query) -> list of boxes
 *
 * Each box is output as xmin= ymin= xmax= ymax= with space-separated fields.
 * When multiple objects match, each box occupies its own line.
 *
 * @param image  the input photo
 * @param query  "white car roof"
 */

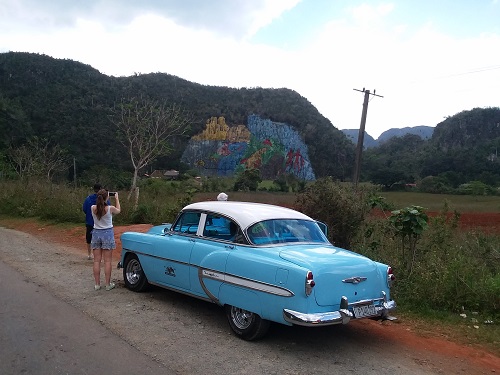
xmin=183 ymin=201 xmax=314 ymax=229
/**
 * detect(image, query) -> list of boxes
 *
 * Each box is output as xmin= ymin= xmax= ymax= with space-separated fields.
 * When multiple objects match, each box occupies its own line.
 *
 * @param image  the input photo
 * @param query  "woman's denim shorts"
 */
xmin=91 ymin=228 xmax=116 ymax=250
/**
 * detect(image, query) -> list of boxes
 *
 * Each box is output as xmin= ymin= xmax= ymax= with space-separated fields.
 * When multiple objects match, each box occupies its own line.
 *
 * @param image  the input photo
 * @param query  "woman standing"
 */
xmin=91 ymin=189 xmax=121 ymax=291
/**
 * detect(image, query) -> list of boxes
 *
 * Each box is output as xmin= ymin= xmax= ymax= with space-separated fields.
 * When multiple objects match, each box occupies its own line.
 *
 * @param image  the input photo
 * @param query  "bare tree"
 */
xmin=8 ymin=143 xmax=34 ymax=179
xmin=8 ymin=137 xmax=68 ymax=181
xmin=109 ymin=97 xmax=191 ymax=208
xmin=36 ymin=139 xmax=69 ymax=181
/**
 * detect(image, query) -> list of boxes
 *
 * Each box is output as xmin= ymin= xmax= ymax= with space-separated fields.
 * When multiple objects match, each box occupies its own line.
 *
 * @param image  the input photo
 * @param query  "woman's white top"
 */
xmin=92 ymin=206 xmax=113 ymax=229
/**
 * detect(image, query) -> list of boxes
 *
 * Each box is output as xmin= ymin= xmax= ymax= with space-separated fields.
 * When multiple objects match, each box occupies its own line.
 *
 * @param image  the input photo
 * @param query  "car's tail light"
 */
xmin=305 ymin=271 xmax=315 ymax=296
xmin=387 ymin=266 xmax=395 ymax=287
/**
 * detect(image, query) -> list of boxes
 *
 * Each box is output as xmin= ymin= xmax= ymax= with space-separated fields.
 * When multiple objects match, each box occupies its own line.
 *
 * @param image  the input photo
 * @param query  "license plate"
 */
xmin=353 ymin=304 xmax=377 ymax=318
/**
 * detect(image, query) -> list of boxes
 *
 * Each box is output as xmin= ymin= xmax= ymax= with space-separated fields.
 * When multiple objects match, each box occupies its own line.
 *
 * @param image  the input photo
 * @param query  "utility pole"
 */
xmin=73 ymin=157 xmax=77 ymax=189
xmin=352 ymin=88 xmax=383 ymax=187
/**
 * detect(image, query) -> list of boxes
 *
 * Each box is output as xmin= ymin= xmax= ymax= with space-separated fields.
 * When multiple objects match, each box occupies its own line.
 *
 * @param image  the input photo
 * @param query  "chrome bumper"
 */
xmin=283 ymin=295 xmax=397 ymax=327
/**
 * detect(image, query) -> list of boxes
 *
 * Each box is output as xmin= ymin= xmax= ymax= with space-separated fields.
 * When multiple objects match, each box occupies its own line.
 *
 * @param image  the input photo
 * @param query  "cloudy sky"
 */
xmin=1 ymin=0 xmax=500 ymax=138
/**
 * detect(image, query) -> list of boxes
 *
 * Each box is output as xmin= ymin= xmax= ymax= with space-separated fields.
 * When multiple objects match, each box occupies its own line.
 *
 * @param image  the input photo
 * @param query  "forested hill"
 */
xmin=1 ymin=52 xmax=499 ymax=190
xmin=361 ymin=107 xmax=500 ymax=190
xmin=0 ymin=51 xmax=354 ymax=180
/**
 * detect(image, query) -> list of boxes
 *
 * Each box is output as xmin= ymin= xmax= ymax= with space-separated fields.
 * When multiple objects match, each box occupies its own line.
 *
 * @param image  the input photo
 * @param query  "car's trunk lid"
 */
xmin=279 ymin=246 xmax=383 ymax=307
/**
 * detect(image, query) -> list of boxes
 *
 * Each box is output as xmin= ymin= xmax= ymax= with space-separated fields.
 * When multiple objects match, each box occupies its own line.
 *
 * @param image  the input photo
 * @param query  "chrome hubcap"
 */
xmin=231 ymin=306 xmax=253 ymax=329
xmin=126 ymin=259 xmax=141 ymax=285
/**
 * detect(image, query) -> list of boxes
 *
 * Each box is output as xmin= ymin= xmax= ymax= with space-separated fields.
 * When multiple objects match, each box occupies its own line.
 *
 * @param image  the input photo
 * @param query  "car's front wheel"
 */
xmin=123 ymin=254 xmax=150 ymax=292
xmin=225 ymin=305 xmax=270 ymax=340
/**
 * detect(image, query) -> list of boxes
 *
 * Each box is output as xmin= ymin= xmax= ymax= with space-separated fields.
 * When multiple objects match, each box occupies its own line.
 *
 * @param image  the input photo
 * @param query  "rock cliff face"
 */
xmin=181 ymin=114 xmax=316 ymax=180
xmin=431 ymin=108 xmax=500 ymax=151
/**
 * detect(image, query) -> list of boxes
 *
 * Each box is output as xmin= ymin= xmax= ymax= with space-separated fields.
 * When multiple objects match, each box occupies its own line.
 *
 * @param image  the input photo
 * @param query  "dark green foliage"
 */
xmin=273 ymin=174 xmax=289 ymax=192
xmin=233 ymin=169 xmax=262 ymax=191
xmin=295 ymin=178 xmax=375 ymax=248
xmin=80 ymin=166 xmax=132 ymax=191
xmin=388 ymin=205 xmax=429 ymax=274
xmin=418 ymin=176 xmax=454 ymax=194
xmin=129 ymin=204 xmax=151 ymax=224
xmin=362 ymin=134 xmax=425 ymax=188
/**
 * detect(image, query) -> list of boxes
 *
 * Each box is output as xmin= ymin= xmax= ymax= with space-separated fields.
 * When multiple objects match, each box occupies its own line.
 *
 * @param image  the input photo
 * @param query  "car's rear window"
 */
xmin=203 ymin=214 xmax=247 ymax=244
xmin=247 ymin=219 xmax=329 ymax=245
xmin=171 ymin=212 xmax=200 ymax=234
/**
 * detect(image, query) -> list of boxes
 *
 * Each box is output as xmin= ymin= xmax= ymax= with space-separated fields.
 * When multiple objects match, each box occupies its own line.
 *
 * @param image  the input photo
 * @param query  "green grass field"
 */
xmin=380 ymin=191 xmax=500 ymax=212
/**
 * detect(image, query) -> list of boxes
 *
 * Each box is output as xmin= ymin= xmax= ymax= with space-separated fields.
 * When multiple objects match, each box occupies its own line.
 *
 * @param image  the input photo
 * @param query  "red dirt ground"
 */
xmin=371 ymin=210 xmax=500 ymax=234
xmin=1 ymin=218 xmax=499 ymax=373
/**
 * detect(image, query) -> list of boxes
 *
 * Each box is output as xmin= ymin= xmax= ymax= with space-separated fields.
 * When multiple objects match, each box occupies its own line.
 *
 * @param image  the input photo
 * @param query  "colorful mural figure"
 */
xmin=285 ymin=149 xmax=305 ymax=174
xmin=181 ymin=115 xmax=315 ymax=180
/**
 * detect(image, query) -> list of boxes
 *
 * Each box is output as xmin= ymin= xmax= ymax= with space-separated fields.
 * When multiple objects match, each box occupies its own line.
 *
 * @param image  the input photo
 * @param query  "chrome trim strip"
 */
xmin=197 ymin=268 xmax=221 ymax=305
xmin=342 ymin=276 xmax=367 ymax=284
xmin=200 ymin=268 xmax=294 ymax=297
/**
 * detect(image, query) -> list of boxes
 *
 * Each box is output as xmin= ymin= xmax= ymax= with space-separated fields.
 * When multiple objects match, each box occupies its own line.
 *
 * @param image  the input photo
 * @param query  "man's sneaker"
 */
xmin=94 ymin=285 xmax=101 ymax=291
xmin=105 ymin=283 xmax=115 ymax=291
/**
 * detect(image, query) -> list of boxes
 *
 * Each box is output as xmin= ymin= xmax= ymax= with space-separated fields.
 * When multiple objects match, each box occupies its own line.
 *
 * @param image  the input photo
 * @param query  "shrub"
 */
xmin=233 ymin=169 xmax=262 ymax=191
xmin=295 ymin=178 xmax=376 ymax=249
xmin=355 ymin=203 xmax=499 ymax=317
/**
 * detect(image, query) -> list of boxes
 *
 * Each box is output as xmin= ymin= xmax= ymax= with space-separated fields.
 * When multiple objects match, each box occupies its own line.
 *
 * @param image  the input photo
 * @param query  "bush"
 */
xmin=355 ymin=203 xmax=500 ymax=317
xmin=295 ymin=178 xmax=376 ymax=249
xmin=233 ymin=169 xmax=262 ymax=191
xmin=418 ymin=176 xmax=453 ymax=194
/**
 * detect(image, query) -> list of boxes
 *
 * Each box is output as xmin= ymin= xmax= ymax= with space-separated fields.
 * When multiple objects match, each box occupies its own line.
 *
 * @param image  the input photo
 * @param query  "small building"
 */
xmin=164 ymin=170 xmax=180 ymax=180
xmin=149 ymin=169 xmax=180 ymax=180
xmin=150 ymin=170 xmax=167 ymax=178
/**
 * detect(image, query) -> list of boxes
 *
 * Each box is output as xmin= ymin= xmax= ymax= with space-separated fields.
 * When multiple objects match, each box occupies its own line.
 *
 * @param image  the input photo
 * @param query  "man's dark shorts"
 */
xmin=86 ymin=224 xmax=93 ymax=244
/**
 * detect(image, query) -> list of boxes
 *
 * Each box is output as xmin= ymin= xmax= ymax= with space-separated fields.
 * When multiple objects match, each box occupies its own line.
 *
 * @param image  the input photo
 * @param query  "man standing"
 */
xmin=82 ymin=183 xmax=102 ymax=260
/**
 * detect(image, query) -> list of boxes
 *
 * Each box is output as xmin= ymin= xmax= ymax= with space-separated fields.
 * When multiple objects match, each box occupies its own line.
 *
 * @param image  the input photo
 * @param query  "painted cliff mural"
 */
xmin=181 ymin=114 xmax=315 ymax=181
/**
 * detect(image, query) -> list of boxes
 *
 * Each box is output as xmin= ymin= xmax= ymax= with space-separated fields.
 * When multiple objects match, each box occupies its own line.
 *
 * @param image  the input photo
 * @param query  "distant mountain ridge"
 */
xmin=341 ymin=125 xmax=434 ymax=148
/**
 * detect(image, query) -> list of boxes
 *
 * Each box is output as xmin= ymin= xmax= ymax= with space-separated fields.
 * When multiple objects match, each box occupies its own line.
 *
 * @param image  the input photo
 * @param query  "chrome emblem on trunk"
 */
xmin=342 ymin=276 xmax=367 ymax=284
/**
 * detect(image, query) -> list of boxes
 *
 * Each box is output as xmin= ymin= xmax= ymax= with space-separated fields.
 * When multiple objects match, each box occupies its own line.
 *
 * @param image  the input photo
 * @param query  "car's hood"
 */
xmin=146 ymin=224 xmax=172 ymax=235
xmin=279 ymin=245 xmax=385 ymax=307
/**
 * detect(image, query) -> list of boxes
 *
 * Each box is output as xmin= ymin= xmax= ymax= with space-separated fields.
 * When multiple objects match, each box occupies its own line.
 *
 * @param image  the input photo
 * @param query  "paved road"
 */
xmin=0 ymin=260 xmax=173 ymax=375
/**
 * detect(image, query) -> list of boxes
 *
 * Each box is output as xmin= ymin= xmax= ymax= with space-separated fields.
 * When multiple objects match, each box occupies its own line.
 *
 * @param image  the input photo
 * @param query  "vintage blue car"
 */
xmin=118 ymin=201 xmax=396 ymax=340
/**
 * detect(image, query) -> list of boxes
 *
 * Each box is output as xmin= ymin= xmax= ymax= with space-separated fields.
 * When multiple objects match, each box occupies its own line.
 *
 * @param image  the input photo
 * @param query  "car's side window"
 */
xmin=171 ymin=211 xmax=200 ymax=234
xmin=203 ymin=214 xmax=246 ymax=244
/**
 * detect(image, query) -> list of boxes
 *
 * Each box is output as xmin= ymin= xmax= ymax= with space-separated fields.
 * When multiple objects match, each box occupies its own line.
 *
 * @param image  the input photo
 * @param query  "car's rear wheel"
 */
xmin=225 ymin=305 xmax=270 ymax=340
xmin=123 ymin=254 xmax=149 ymax=292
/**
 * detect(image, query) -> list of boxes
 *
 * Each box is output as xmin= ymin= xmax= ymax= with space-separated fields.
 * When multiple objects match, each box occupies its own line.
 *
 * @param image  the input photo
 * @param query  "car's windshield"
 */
xmin=247 ymin=219 xmax=329 ymax=245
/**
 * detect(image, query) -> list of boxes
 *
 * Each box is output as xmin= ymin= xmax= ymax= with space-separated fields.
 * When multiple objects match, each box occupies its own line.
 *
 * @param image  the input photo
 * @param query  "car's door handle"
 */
xmin=225 ymin=245 xmax=235 ymax=249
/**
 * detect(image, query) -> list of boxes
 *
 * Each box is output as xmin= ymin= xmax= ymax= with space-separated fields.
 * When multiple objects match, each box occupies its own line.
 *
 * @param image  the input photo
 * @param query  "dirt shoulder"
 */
xmin=0 ymin=217 xmax=499 ymax=374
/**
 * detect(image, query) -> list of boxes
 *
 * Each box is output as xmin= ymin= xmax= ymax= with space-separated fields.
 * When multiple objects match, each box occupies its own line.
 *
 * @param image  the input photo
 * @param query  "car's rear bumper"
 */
xmin=283 ymin=295 xmax=396 ymax=326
